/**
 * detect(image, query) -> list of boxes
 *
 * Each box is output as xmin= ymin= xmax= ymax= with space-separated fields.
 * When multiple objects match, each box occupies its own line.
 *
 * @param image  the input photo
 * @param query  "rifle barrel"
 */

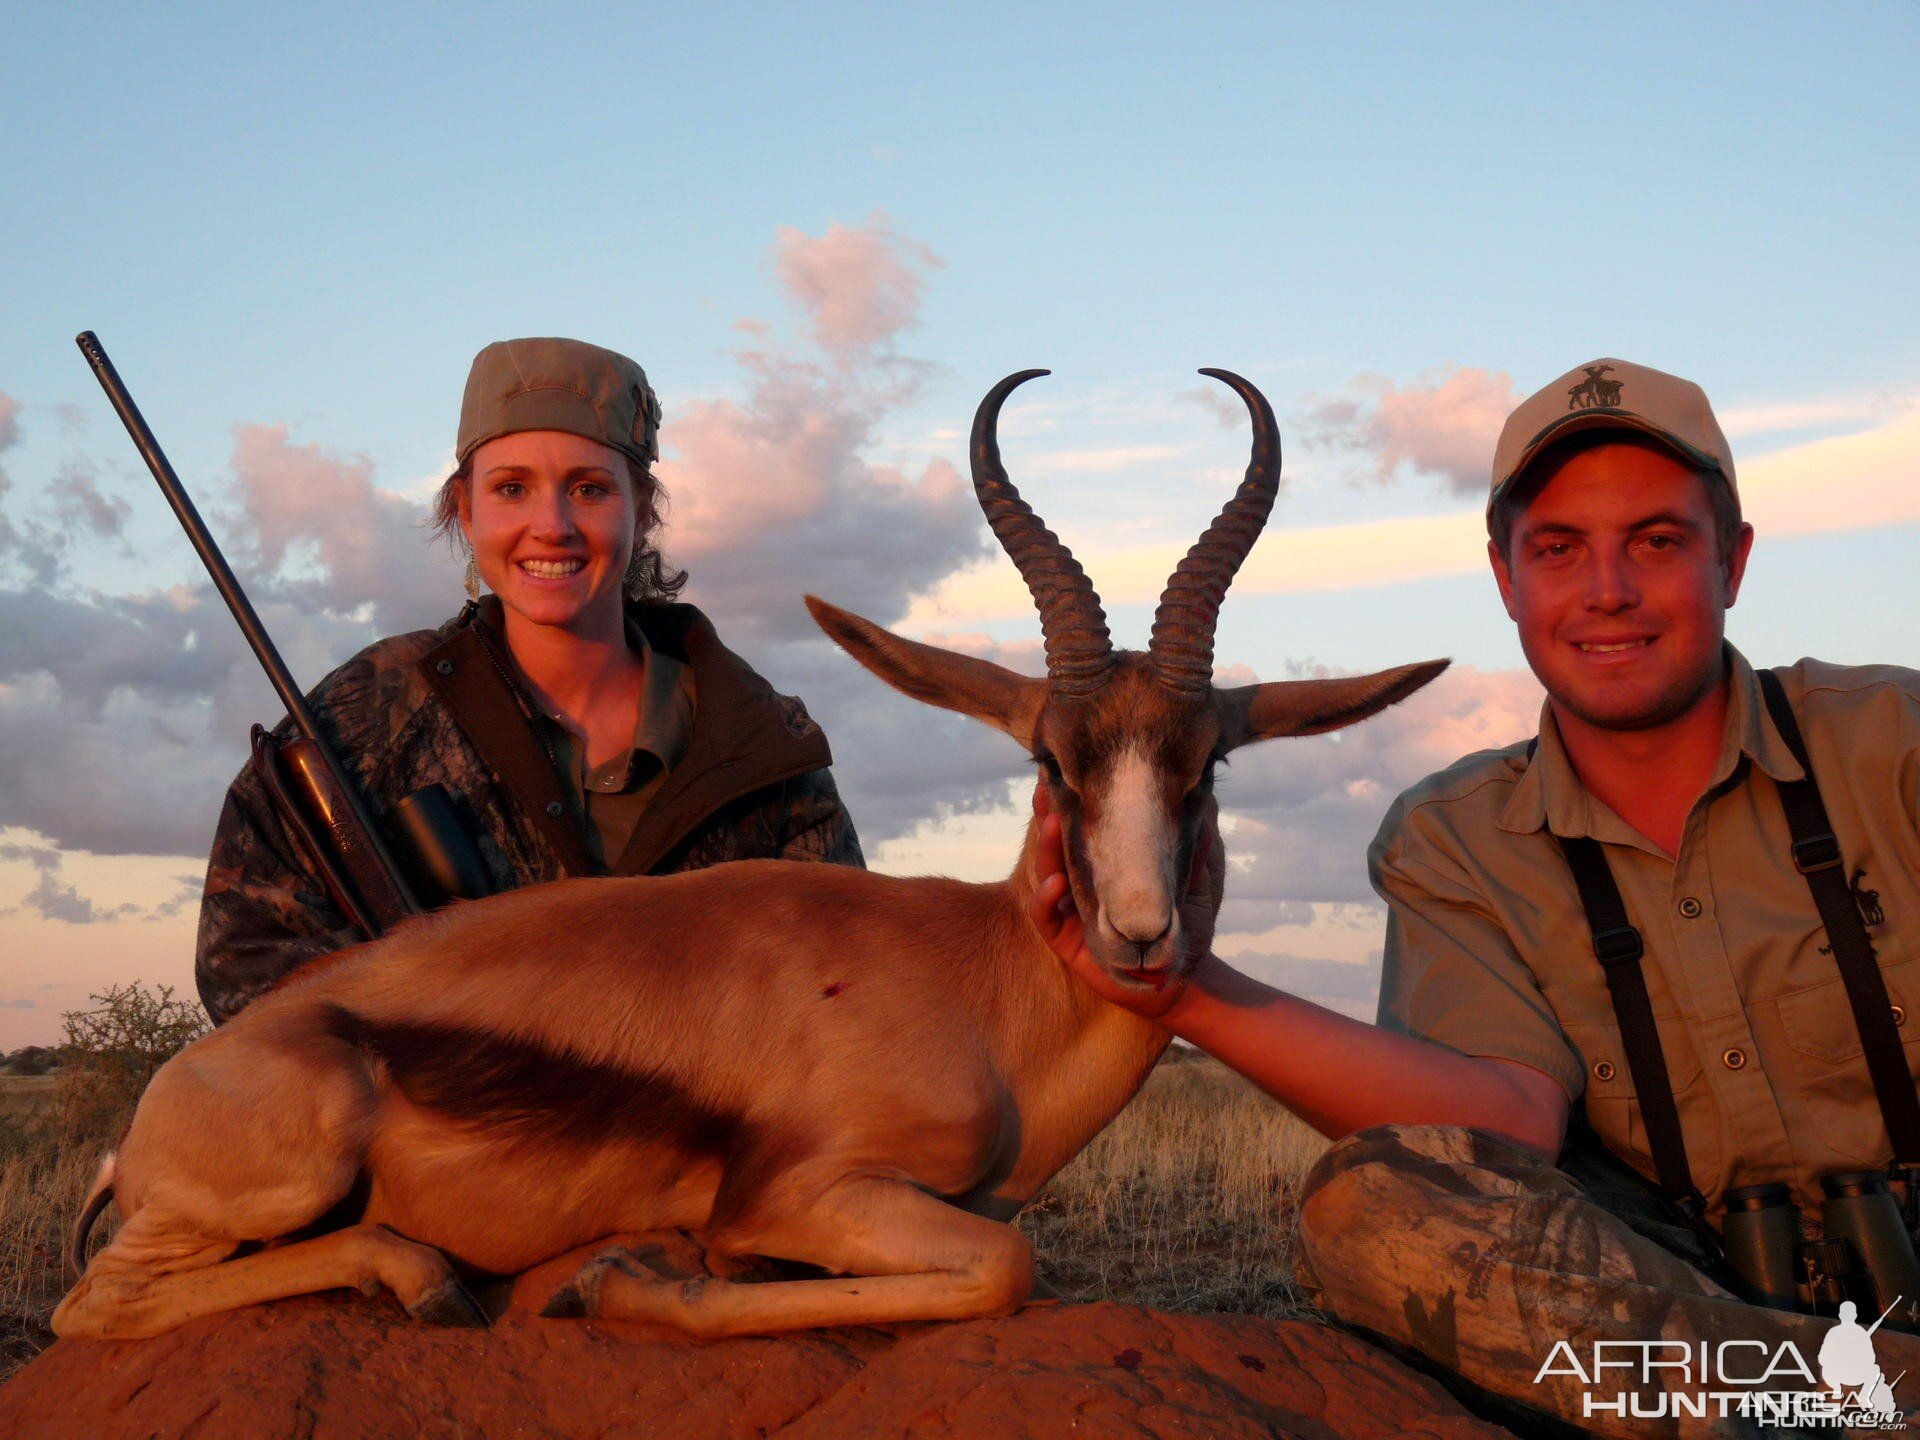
xmin=75 ymin=331 xmax=420 ymax=919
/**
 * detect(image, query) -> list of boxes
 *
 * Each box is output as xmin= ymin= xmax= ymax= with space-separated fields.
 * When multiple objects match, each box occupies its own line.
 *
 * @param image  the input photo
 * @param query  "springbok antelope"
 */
xmin=55 ymin=369 xmax=1446 ymax=1342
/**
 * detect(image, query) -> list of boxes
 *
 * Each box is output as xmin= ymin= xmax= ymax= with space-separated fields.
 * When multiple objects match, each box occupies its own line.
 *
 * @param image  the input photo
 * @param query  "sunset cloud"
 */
xmin=0 ymin=841 xmax=137 ymax=924
xmin=773 ymin=215 xmax=945 ymax=352
xmin=227 ymin=424 xmax=460 ymax=636
xmin=904 ymin=392 xmax=1920 ymax=629
xmin=661 ymin=218 xmax=988 ymax=649
xmin=0 ymin=392 xmax=24 ymax=563
xmin=1212 ymin=662 xmax=1544 ymax=918
xmin=1300 ymin=367 xmax=1517 ymax=495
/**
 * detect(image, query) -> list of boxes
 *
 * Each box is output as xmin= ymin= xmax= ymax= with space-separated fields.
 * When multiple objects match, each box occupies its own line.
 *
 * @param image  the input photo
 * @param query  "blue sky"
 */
xmin=1 ymin=4 xmax=1916 ymax=1043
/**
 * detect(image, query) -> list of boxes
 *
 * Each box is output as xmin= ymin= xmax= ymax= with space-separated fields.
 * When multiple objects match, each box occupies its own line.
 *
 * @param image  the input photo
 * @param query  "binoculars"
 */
xmin=1723 ymin=1171 xmax=1920 ymax=1330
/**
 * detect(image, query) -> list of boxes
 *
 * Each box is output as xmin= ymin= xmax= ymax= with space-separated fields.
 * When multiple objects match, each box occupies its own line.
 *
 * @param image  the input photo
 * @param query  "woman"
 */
xmin=196 ymin=337 xmax=863 ymax=1023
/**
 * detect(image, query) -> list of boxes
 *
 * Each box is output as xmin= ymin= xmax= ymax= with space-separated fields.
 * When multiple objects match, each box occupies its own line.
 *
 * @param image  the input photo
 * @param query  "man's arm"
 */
xmin=1027 ymin=803 xmax=1569 ymax=1157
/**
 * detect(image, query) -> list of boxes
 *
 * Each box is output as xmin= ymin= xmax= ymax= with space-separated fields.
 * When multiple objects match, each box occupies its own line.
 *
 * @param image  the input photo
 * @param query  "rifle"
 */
xmin=76 ymin=331 xmax=491 ymax=935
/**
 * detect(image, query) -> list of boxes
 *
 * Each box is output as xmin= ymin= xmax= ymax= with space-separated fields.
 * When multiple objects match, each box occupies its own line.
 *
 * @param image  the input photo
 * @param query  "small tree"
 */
xmin=54 ymin=982 xmax=208 ymax=1144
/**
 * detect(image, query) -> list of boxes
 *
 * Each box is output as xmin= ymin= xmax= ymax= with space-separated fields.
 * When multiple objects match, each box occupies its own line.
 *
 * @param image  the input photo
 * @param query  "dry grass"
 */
xmin=1019 ymin=1048 xmax=1328 ymax=1316
xmin=0 ymin=1048 xmax=1325 ymax=1386
xmin=0 ymin=1077 xmax=115 ymax=1382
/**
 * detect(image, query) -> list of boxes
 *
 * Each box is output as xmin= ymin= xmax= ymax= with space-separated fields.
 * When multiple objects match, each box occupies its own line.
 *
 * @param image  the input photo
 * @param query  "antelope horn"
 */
xmin=1149 ymin=368 xmax=1281 ymax=693
xmin=971 ymin=370 xmax=1114 ymax=695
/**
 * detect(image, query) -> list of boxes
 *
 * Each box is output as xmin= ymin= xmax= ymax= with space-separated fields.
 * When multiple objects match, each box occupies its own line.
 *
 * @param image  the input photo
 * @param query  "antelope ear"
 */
xmin=1216 ymin=659 xmax=1449 ymax=750
xmin=806 ymin=596 xmax=1048 ymax=745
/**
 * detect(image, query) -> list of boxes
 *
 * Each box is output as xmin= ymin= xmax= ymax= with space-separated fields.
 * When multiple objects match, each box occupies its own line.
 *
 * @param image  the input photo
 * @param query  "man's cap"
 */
xmin=457 ymin=337 xmax=662 ymax=470
xmin=1488 ymin=357 xmax=1737 ymax=510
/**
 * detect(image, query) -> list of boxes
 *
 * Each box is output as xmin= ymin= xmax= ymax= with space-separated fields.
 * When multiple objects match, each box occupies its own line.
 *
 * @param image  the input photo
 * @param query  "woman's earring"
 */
xmin=624 ymin=548 xmax=645 ymax=602
xmin=464 ymin=556 xmax=481 ymax=602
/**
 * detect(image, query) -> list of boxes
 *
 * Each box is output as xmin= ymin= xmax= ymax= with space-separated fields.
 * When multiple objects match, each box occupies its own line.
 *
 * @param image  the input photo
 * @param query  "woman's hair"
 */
xmin=429 ymin=455 xmax=689 ymax=604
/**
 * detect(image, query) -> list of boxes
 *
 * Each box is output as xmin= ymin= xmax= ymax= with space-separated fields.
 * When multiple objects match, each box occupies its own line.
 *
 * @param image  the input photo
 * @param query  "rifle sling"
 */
xmin=249 ymin=725 xmax=381 ymax=939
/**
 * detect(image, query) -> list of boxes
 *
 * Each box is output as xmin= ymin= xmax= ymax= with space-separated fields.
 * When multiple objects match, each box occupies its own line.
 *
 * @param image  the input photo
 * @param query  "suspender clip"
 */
xmin=1792 ymin=832 xmax=1842 ymax=874
xmin=1593 ymin=925 xmax=1645 ymax=966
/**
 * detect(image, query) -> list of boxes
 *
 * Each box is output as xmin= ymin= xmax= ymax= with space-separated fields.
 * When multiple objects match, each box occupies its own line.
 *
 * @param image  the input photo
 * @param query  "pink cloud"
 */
xmin=226 ymin=425 xmax=460 ymax=635
xmin=773 ymin=215 xmax=945 ymax=352
xmin=1302 ymin=367 xmax=1516 ymax=495
xmin=657 ymin=219 xmax=986 ymax=649
xmin=1215 ymin=662 xmax=1545 ymax=914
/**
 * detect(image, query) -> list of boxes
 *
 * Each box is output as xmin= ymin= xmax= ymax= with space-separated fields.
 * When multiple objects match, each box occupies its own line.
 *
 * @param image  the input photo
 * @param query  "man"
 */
xmin=1031 ymin=358 xmax=1920 ymax=1435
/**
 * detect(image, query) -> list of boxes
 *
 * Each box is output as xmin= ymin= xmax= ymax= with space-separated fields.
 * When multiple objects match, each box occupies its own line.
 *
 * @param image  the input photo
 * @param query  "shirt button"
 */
xmin=1593 ymin=1060 xmax=1616 ymax=1082
xmin=545 ymin=800 xmax=565 ymax=818
xmin=1722 ymin=1048 xmax=1747 ymax=1070
xmin=435 ymin=659 xmax=455 ymax=676
xmin=1678 ymin=897 xmax=1703 ymax=919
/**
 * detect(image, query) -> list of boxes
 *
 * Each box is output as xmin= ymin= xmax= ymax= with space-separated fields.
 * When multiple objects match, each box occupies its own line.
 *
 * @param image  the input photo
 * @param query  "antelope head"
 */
xmin=807 ymin=369 xmax=1447 ymax=993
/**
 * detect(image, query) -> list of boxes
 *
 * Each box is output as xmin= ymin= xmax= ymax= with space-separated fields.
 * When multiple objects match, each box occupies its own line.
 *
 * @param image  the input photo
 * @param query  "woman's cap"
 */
xmin=1488 ymin=357 xmax=1737 ymax=510
xmin=457 ymin=338 xmax=662 ymax=469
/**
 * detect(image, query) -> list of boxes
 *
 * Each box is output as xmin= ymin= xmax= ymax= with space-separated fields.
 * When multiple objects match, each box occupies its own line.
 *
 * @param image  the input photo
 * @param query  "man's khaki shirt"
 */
xmin=1372 ymin=649 xmax=1920 ymax=1217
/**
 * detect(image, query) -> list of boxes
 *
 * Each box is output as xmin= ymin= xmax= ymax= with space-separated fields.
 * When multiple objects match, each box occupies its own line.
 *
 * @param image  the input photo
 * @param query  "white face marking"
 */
xmin=1086 ymin=743 xmax=1176 ymax=945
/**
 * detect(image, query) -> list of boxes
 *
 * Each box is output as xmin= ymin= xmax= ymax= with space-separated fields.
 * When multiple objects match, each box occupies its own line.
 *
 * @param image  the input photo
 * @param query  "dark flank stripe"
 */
xmin=324 ymin=1005 xmax=740 ymax=1153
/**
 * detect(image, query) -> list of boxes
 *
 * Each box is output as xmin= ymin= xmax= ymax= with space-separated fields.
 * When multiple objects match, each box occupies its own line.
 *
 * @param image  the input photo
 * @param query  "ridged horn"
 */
xmin=971 ymin=370 xmax=1114 ymax=695
xmin=1148 ymin=368 xmax=1282 ymax=693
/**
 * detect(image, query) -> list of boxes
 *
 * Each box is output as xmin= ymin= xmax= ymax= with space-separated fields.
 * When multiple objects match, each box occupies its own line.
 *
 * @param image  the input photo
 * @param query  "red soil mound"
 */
xmin=4 ymin=1240 xmax=1508 ymax=1438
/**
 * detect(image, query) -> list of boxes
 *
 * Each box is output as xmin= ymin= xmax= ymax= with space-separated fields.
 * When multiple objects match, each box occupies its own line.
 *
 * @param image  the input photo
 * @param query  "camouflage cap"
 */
xmin=1488 ymin=357 xmax=1737 ymax=512
xmin=456 ymin=337 xmax=662 ymax=469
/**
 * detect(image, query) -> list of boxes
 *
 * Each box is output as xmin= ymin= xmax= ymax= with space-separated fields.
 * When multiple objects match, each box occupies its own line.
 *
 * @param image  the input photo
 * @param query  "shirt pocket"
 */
xmin=1775 ymin=952 xmax=1920 ymax=1165
xmin=1561 ymin=1018 xmax=1722 ymax=1197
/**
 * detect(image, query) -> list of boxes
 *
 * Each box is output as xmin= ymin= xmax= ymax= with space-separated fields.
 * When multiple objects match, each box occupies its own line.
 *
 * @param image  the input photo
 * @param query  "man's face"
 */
xmin=1490 ymin=442 xmax=1754 ymax=733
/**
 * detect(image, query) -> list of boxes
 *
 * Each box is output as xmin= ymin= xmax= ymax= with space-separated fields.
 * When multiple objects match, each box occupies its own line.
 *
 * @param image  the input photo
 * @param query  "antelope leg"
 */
xmin=53 ymin=1219 xmax=481 ymax=1340
xmin=566 ymin=1176 xmax=1034 ymax=1338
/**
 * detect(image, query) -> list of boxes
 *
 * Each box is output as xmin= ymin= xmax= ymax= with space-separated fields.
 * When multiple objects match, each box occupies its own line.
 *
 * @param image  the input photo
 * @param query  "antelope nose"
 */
xmin=1112 ymin=911 xmax=1173 ymax=949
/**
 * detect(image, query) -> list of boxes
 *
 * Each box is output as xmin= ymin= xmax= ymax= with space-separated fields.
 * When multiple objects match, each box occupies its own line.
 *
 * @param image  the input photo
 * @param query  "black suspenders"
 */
xmin=1559 ymin=832 xmax=1713 ymax=1233
xmin=1557 ymin=668 xmax=1920 ymax=1233
xmin=1755 ymin=670 xmax=1920 ymax=1180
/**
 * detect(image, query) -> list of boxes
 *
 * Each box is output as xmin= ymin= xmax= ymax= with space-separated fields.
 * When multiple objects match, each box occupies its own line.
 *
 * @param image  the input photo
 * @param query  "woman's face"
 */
xmin=460 ymin=430 xmax=642 ymax=636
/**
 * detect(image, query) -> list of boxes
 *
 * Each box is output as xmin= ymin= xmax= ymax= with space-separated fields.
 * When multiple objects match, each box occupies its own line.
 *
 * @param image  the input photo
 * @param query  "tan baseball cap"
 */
xmin=456 ymin=337 xmax=662 ymax=469
xmin=1488 ymin=357 xmax=1737 ymax=510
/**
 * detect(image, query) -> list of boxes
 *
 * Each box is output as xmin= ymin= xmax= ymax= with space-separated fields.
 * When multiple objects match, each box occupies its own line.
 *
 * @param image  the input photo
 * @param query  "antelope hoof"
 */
xmin=408 ymin=1278 xmax=489 ymax=1328
xmin=540 ymin=1283 xmax=590 ymax=1319
xmin=540 ymin=1245 xmax=620 ymax=1319
xmin=540 ymin=1244 xmax=663 ymax=1320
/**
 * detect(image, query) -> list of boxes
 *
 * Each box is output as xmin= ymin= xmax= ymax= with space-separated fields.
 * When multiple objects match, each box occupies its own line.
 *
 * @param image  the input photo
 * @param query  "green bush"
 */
xmin=0 ymin=1047 xmax=62 ymax=1077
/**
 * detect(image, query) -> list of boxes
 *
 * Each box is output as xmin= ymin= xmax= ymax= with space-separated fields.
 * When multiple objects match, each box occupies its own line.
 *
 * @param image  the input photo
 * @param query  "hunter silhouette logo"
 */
xmin=1818 ymin=1299 xmax=1903 ymax=1419
xmin=1567 ymin=363 xmax=1624 ymax=410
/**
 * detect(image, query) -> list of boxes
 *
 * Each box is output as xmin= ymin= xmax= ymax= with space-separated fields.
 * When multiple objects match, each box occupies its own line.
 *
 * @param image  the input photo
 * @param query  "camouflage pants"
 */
xmin=1297 ymin=1125 xmax=1920 ymax=1439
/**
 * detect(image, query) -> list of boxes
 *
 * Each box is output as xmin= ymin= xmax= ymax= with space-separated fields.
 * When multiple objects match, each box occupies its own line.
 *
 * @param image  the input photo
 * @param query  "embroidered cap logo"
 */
xmin=1567 ymin=363 xmax=1625 ymax=410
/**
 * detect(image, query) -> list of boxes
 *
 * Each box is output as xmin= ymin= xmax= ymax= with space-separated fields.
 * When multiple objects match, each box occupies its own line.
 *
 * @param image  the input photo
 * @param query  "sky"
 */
xmin=1 ymin=4 xmax=1916 ymax=1047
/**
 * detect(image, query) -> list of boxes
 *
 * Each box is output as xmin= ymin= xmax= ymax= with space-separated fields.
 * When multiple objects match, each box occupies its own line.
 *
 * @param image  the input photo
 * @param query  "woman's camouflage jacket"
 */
xmin=195 ymin=598 xmax=863 ymax=1022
